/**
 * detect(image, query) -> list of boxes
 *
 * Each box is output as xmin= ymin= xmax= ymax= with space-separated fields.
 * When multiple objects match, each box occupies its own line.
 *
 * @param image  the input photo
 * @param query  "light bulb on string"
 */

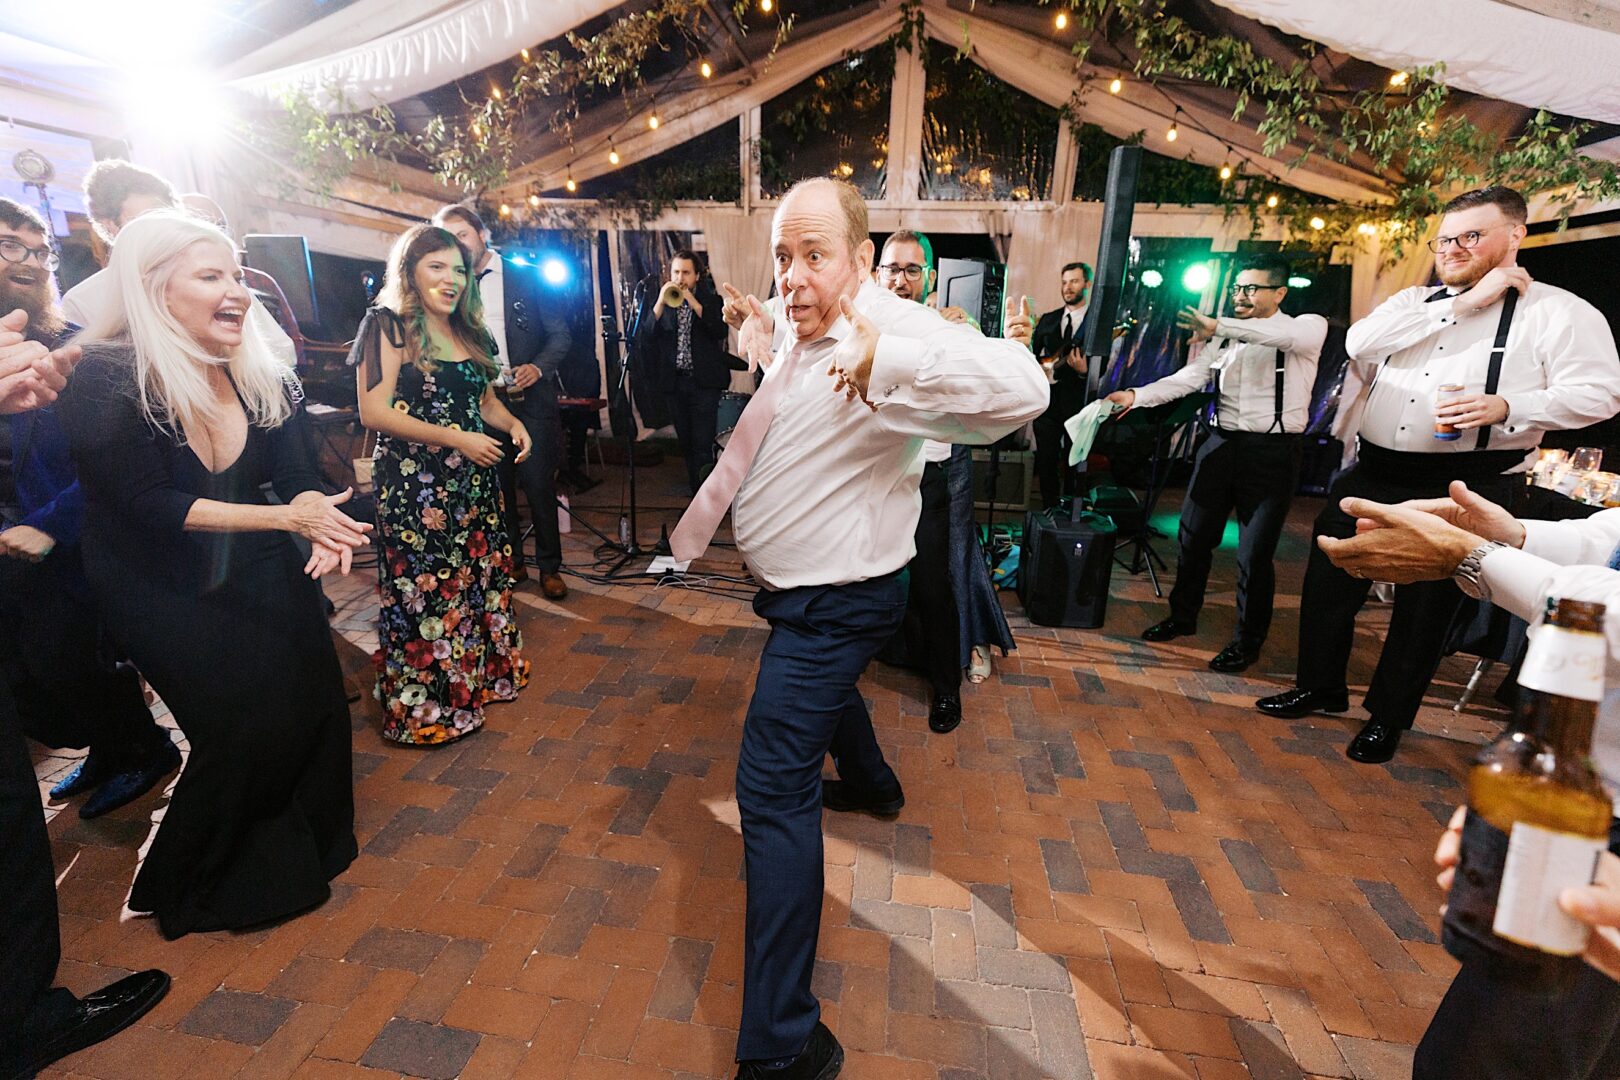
xmin=490 ymin=86 xmax=502 ymax=101
xmin=648 ymin=113 xmax=660 ymax=130
xmin=521 ymin=48 xmax=530 ymax=63
xmin=498 ymin=203 xmax=511 ymax=218
xmin=1108 ymin=75 xmax=1123 ymax=94
xmin=1166 ymin=120 xmax=1178 ymax=142
xmin=1219 ymin=162 xmax=1232 ymax=181
xmin=1389 ymin=70 xmax=1409 ymax=88
xmin=1054 ymin=11 xmax=1068 ymax=29
xmin=608 ymin=145 xmax=620 ymax=165
xmin=528 ymin=192 xmax=540 ymax=208
xmin=700 ymin=59 xmax=713 ymax=79
xmin=1309 ymin=216 xmax=1326 ymax=231
xmin=565 ymin=172 xmax=577 ymax=193
xmin=760 ymin=0 xmax=772 ymax=11
xmin=1266 ymin=194 xmax=1279 ymax=209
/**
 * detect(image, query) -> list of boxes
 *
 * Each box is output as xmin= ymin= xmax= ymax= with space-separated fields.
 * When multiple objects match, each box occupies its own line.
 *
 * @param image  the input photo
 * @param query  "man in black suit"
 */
xmin=639 ymin=249 xmax=741 ymax=494
xmin=1030 ymin=261 xmax=1095 ymax=509
xmin=435 ymin=205 xmax=572 ymax=600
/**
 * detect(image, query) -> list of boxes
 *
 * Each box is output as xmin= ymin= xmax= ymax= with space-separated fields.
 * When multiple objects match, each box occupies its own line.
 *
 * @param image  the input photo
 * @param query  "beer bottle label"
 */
xmin=1518 ymin=622 xmax=1606 ymax=702
xmin=1494 ymin=821 xmax=1605 ymax=955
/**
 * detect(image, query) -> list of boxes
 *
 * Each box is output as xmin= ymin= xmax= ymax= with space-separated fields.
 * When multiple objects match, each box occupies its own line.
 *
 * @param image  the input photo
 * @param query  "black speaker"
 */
xmin=1083 ymin=146 xmax=1143 ymax=371
xmin=1017 ymin=509 xmax=1118 ymax=628
xmin=936 ymin=257 xmax=1006 ymax=336
xmin=244 ymin=234 xmax=320 ymax=329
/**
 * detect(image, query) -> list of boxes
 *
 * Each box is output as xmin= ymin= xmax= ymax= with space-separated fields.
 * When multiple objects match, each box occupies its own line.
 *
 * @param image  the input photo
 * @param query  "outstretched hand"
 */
xmin=1003 ymin=295 xmax=1035 ymax=349
xmin=0 ymin=308 xmax=79 ymax=415
xmin=724 ymin=283 xmax=775 ymax=371
xmin=1358 ymin=480 xmax=1525 ymax=548
xmin=1317 ymin=496 xmax=1481 ymax=584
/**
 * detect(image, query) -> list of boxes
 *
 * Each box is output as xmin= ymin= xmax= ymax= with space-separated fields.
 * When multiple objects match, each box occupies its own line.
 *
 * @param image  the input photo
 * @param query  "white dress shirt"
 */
xmin=477 ymin=253 xmax=512 ymax=377
xmin=1481 ymin=510 xmax=1620 ymax=801
xmin=1347 ymin=281 xmax=1620 ymax=458
xmin=732 ymin=280 xmax=1049 ymax=590
xmin=1131 ymin=312 xmax=1328 ymax=433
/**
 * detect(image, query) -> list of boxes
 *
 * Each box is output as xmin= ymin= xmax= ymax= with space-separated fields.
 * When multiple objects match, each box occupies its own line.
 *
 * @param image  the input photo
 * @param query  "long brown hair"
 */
xmin=376 ymin=224 xmax=498 ymax=377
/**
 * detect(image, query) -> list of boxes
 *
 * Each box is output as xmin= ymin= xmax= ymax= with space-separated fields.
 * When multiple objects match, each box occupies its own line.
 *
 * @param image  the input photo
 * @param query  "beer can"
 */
xmin=1434 ymin=383 xmax=1465 ymax=441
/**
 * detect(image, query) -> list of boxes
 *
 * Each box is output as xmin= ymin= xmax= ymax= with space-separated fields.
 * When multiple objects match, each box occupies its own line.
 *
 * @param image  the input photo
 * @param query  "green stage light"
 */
xmin=1288 ymin=275 xmax=1312 ymax=288
xmin=1140 ymin=269 xmax=1163 ymax=288
xmin=1181 ymin=263 xmax=1211 ymax=292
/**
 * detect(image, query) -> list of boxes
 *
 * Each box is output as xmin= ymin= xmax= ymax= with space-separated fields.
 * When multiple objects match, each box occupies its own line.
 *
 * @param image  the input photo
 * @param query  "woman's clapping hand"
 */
xmin=288 ymin=488 xmax=373 ymax=558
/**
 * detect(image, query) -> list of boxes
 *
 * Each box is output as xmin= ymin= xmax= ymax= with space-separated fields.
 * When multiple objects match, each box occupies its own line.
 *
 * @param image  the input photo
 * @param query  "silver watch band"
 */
xmin=1453 ymin=541 xmax=1508 ymax=601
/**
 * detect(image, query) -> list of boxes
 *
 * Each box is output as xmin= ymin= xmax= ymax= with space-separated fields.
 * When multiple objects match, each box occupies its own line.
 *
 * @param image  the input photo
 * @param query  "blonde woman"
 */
xmin=58 ymin=210 xmax=369 ymax=939
xmin=352 ymin=224 xmax=530 ymax=747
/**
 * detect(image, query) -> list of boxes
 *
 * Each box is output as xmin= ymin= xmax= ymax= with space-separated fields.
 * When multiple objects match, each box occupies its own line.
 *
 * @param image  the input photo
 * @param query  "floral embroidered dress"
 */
xmin=350 ymin=308 xmax=529 ymax=745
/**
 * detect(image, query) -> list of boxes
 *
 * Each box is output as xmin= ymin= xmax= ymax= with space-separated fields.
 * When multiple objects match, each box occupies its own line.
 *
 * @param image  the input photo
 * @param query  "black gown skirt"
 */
xmin=59 ymin=346 xmax=357 ymax=939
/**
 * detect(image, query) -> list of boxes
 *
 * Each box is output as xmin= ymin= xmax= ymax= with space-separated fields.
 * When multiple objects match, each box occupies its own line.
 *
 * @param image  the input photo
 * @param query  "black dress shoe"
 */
xmin=49 ymin=754 xmax=113 ymax=801
xmin=14 ymin=969 xmax=171 ymax=1079
xmin=736 ymin=1021 xmax=844 ymax=1080
xmin=1254 ymin=687 xmax=1350 ymax=719
xmin=822 ymin=779 xmax=904 ymax=817
xmin=1142 ymin=617 xmax=1197 ymax=643
xmin=1209 ymin=641 xmax=1260 ymax=674
xmin=1346 ymin=717 xmax=1404 ymax=764
xmin=928 ymin=692 xmax=962 ymax=734
xmin=81 ymin=737 xmax=181 ymax=820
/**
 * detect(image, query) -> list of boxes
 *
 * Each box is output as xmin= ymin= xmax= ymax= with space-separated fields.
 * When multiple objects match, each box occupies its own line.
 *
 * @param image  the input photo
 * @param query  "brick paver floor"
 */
xmin=32 ymin=450 xmax=1509 ymax=1079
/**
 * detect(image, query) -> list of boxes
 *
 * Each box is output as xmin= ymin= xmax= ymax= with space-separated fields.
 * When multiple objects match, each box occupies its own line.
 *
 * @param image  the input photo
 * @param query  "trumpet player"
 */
xmin=640 ymin=249 xmax=744 ymax=494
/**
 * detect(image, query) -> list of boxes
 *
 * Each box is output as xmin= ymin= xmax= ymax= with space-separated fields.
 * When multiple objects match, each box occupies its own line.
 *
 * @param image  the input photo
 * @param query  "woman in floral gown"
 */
xmin=352 ymin=224 xmax=532 ymax=745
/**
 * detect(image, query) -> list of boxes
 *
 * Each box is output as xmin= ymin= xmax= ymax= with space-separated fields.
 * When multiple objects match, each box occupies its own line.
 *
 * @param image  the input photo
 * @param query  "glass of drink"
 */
xmin=1434 ymin=383 xmax=1467 ymax=441
xmin=1573 ymin=447 xmax=1604 ymax=473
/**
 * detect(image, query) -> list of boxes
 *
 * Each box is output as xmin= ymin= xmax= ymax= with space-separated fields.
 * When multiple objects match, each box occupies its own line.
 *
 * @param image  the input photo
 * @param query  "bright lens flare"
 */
xmin=1054 ymin=12 xmax=1068 ymax=29
xmin=1182 ymin=263 xmax=1211 ymax=292
xmin=1141 ymin=269 xmax=1163 ymax=288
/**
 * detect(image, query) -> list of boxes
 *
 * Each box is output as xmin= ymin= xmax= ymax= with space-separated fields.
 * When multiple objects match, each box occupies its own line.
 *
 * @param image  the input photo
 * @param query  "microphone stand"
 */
xmin=602 ymin=279 xmax=650 ymax=578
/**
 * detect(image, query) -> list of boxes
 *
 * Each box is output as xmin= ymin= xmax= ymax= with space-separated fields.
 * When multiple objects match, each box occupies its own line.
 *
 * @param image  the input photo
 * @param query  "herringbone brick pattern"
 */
xmin=32 ymin=459 xmax=1504 ymax=1079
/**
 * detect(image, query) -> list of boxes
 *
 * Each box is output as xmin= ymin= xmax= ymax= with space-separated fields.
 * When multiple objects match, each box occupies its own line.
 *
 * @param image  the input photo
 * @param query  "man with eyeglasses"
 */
xmin=1257 ymin=185 xmax=1620 ymax=764
xmin=1106 ymin=254 xmax=1326 ymax=673
xmin=872 ymin=230 xmax=1023 ymax=734
xmin=0 ymin=196 xmax=173 ymax=1080
xmin=1031 ymin=261 xmax=1095 ymax=509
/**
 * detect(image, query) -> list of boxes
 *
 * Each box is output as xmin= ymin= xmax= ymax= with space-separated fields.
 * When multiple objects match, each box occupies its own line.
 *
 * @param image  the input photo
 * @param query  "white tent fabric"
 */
xmin=1212 ymin=0 xmax=1620 ymax=124
xmin=231 ymin=0 xmax=623 ymax=106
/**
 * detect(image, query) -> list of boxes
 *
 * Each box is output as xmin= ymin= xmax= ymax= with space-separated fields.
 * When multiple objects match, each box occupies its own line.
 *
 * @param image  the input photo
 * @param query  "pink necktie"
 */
xmin=669 ymin=355 xmax=796 ymax=562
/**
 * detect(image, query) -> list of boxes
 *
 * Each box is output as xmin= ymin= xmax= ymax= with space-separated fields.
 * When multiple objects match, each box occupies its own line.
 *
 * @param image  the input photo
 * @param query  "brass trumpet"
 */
xmin=660 ymin=283 xmax=687 ymax=308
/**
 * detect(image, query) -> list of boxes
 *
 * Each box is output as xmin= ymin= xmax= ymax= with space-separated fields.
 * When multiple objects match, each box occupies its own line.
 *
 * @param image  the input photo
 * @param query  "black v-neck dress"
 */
xmin=58 ymin=344 xmax=357 ymax=939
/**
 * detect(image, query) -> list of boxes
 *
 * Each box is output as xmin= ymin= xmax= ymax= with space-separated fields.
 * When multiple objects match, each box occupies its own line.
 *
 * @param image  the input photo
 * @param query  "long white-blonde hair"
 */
xmin=77 ymin=209 xmax=294 ymax=437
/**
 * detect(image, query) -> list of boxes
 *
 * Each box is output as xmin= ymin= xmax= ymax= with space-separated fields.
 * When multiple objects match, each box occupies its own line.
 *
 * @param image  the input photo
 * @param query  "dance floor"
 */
xmin=33 ymin=448 xmax=1509 ymax=1079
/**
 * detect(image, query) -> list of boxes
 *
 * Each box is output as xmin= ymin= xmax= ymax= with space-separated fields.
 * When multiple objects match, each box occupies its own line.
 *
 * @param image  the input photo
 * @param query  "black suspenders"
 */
xmin=1209 ymin=345 xmax=1288 ymax=433
xmin=1400 ymin=286 xmax=1517 ymax=449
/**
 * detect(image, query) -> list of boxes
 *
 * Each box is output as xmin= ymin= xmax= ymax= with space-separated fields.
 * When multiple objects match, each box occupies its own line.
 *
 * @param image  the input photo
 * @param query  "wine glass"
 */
xmin=1572 ymin=447 xmax=1604 ymax=473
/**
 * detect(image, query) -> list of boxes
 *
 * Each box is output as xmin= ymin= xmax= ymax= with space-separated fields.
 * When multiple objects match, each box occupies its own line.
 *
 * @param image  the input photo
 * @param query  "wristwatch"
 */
xmin=1452 ymin=541 xmax=1508 ymax=601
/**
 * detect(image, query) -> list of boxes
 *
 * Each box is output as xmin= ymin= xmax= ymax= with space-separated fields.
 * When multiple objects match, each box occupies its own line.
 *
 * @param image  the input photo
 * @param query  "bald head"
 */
xmin=771 ymin=178 xmax=875 ymax=342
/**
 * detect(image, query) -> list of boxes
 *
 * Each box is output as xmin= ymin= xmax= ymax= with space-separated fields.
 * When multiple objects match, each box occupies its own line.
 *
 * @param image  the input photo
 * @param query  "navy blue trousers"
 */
xmin=736 ymin=571 xmax=907 ymax=1061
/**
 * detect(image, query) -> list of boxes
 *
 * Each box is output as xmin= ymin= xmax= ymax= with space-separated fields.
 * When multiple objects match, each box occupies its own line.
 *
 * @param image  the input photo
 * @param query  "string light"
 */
xmin=565 ymin=171 xmax=577 ymax=193
xmin=490 ymin=86 xmax=502 ymax=101
xmin=1054 ymin=11 xmax=1068 ymax=29
xmin=1389 ymin=70 xmax=1409 ymax=88
xmin=1218 ymin=151 xmax=1233 ymax=181
xmin=1309 ymin=216 xmax=1326 ymax=230
xmin=648 ymin=113 xmax=660 ymax=130
xmin=521 ymin=48 xmax=530 ymax=63
xmin=1108 ymin=75 xmax=1123 ymax=94
xmin=1166 ymin=111 xmax=1179 ymax=143
xmin=498 ymin=203 xmax=511 ymax=218
xmin=608 ymin=145 xmax=620 ymax=165
xmin=760 ymin=0 xmax=772 ymax=11
xmin=471 ymin=122 xmax=482 ymax=139
xmin=528 ymin=193 xmax=540 ymax=208
xmin=1266 ymin=194 xmax=1279 ymax=208
xmin=700 ymin=59 xmax=713 ymax=79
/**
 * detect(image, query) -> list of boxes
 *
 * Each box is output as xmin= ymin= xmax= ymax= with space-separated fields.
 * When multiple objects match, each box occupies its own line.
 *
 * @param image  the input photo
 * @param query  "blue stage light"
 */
xmin=541 ymin=257 xmax=570 ymax=286
xmin=508 ymin=253 xmax=529 ymax=267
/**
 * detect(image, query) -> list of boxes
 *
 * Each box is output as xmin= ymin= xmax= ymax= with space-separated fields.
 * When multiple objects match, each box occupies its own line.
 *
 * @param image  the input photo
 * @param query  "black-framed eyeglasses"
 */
xmin=0 ymin=238 xmax=59 ymax=272
xmin=1427 ymin=227 xmax=1502 ymax=254
xmin=877 ymin=263 xmax=925 ymax=281
xmin=1229 ymin=283 xmax=1282 ymax=297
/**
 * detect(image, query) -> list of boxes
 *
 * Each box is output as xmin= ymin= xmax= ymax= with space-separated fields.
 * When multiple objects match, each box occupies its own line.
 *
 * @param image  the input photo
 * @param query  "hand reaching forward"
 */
xmin=1359 ymin=480 xmax=1525 ymax=548
xmin=827 ymin=295 xmax=880 ymax=409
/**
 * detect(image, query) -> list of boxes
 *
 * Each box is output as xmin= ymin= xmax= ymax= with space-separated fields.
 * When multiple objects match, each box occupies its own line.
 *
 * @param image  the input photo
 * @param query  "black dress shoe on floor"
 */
xmin=929 ymin=693 xmax=962 ymax=734
xmin=49 ymin=754 xmax=113 ymax=801
xmin=822 ymin=779 xmax=904 ymax=817
xmin=736 ymin=1021 xmax=844 ymax=1080
xmin=1346 ymin=718 xmax=1404 ymax=764
xmin=81 ymin=737 xmax=181 ymax=820
xmin=13 ymin=969 xmax=171 ymax=1079
xmin=1209 ymin=641 xmax=1260 ymax=674
xmin=1255 ymin=687 xmax=1350 ymax=719
xmin=1142 ymin=618 xmax=1197 ymax=643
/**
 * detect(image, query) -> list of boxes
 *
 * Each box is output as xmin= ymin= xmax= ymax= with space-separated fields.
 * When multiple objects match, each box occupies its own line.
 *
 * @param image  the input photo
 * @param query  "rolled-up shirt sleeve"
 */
xmin=1344 ymin=287 xmax=1454 ymax=361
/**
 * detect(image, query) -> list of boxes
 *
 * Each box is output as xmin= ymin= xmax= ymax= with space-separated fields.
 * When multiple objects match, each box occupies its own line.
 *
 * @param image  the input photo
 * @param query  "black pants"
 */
xmin=1033 ymin=406 xmax=1076 ymax=511
xmin=1168 ymin=430 xmax=1300 ymax=646
xmin=1294 ymin=442 xmax=1519 ymax=729
xmin=0 ymin=556 xmax=159 ymax=764
xmin=667 ymin=377 xmax=723 ymax=494
xmin=495 ymin=380 xmax=562 ymax=574
xmin=0 ymin=679 xmax=76 ymax=1073
xmin=1414 ymin=826 xmax=1620 ymax=1079
xmin=908 ymin=461 xmax=961 ymax=696
xmin=736 ymin=572 xmax=906 ymax=1061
